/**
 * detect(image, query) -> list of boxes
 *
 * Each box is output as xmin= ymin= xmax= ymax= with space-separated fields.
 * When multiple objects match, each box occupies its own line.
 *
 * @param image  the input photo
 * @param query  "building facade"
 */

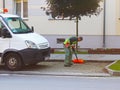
xmin=0 ymin=0 xmax=120 ymax=49
xmin=116 ymin=0 xmax=120 ymax=34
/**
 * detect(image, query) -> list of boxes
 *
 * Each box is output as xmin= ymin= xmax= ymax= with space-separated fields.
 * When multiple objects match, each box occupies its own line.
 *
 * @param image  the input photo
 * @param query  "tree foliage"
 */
xmin=46 ymin=0 xmax=102 ymax=19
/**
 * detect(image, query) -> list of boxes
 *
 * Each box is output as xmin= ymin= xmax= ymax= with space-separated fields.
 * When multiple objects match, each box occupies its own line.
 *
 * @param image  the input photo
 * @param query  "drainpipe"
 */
xmin=103 ymin=0 xmax=106 ymax=48
xmin=3 ymin=0 xmax=5 ymax=13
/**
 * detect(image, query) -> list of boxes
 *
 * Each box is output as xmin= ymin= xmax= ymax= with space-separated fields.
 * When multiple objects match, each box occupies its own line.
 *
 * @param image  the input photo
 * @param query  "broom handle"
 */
xmin=72 ymin=47 xmax=78 ymax=59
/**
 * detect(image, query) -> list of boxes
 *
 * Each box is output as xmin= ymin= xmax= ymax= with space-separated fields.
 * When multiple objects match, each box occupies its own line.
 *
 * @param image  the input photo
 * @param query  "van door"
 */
xmin=0 ymin=19 xmax=11 ymax=53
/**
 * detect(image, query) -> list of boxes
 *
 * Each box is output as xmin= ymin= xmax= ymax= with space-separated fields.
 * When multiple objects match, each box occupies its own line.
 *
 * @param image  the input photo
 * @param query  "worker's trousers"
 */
xmin=64 ymin=46 xmax=72 ymax=65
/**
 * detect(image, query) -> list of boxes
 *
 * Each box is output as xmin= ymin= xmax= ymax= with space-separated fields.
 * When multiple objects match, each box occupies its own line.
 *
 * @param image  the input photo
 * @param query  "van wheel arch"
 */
xmin=3 ymin=52 xmax=24 ymax=71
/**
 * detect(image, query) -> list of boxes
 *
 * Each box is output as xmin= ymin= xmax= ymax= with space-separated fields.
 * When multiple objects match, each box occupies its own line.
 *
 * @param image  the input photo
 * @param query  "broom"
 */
xmin=72 ymin=47 xmax=84 ymax=64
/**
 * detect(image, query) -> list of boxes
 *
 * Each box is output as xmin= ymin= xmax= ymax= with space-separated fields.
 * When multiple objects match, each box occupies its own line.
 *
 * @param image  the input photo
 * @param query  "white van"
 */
xmin=0 ymin=14 xmax=50 ymax=71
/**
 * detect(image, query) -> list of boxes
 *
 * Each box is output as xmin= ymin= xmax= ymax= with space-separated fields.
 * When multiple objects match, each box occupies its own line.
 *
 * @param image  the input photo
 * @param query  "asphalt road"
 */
xmin=0 ymin=74 xmax=120 ymax=90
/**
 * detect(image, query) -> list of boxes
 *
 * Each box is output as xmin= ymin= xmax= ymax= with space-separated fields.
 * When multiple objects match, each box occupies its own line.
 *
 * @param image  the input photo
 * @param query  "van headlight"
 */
xmin=25 ymin=40 xmax=38 ymax=49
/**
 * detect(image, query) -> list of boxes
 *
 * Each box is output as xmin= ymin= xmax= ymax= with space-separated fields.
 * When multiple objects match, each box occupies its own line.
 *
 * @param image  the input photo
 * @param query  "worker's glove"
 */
xmin=72 ymin=46 xmax=75 ymax=52
xmin=64 ymin=43 xmax=70 ymax=48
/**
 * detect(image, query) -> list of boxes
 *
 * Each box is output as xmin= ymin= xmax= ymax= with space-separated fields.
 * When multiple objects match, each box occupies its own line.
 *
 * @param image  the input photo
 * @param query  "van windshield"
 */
xmin=5 ymin=17 xmax=32 ymax=34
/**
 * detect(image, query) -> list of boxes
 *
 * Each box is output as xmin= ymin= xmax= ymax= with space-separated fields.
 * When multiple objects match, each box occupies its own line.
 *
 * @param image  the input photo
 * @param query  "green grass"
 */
xmin=52 ymin=51 xmax=88 ymax=54
xmin=109 ymin=60 xmax=120 ymax=71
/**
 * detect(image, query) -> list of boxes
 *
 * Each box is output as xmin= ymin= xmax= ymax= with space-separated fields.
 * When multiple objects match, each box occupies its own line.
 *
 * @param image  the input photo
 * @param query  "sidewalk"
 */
xmin=0 ymin=60 xmax=111 ymax=77
xmin=50 ymin=54 xmax=120 ymax=61
xmin=0 ymin=54 xmax=119 ymax=77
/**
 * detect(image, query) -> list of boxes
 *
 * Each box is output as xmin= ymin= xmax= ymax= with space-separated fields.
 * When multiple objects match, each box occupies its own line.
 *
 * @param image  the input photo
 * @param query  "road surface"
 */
xmin=0 ymin=74 xmax=119 ymax=90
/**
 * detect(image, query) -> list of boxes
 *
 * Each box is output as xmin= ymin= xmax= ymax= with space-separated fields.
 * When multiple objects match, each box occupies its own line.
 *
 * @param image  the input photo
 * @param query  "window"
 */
xmin=0 ymin=21 xmax=5 ymax=37
xmin=57 ymin=38 xmax=65 ymax=44
xmin=5 ymin=17 xmax=31 ymax=34
xmin=15 ymin=0 xmax=28 ymax=18
xmin=0 ymin=21 xmax=2 ymax=37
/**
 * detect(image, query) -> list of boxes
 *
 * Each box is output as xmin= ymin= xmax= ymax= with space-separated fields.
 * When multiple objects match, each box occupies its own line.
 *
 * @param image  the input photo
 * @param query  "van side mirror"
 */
xmin=31 ymin=26 xmax=34 ymax=32
xmin=1 ymin=28 xmax=12 ymax=38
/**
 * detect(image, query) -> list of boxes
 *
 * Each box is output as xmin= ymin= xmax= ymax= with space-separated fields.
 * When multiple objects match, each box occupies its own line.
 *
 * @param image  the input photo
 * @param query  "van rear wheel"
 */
xmin=4 ymin=53 xmax=23 ymax=71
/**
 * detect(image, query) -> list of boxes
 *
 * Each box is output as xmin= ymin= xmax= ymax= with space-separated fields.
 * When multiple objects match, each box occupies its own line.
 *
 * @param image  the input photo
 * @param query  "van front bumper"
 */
xmin=19 ymin=47 xmax=50 ymax=65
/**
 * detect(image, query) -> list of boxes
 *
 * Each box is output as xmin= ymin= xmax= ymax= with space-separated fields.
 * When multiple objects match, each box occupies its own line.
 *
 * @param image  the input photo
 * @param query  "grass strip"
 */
xmin=52 ymin=51 xmax=88 ymax=54
xmin=109 ymin=60 xmax=120 ymax=71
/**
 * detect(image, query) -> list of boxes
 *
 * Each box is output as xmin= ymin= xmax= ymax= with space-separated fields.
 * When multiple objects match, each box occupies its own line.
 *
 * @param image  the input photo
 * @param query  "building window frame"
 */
xmin=14 ymin=0 xmax=28 ymax=19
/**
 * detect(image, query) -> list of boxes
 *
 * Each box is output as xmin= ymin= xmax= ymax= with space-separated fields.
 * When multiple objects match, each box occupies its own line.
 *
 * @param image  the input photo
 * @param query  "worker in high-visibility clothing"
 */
xmin=63 ymin=36 xmax=83 ymax=67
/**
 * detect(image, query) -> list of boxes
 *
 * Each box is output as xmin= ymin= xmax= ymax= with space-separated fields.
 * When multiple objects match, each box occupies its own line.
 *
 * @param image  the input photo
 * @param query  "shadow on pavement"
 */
xmin=23 ymin=64 xmax=52 ymax=71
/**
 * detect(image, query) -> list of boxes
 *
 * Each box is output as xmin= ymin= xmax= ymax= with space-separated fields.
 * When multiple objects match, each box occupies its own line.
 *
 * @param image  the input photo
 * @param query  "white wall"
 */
xmin=27 ymin=15 xmax=103 ymax=35
xmin=27 ymin=0 xmax=104 ymax=35
xmin=27 ymin=0 xmax=116 ymax=36
xmin=0 ymin=0 xmax=3 ymax=9
xmin=105 ymin=0 xmax=116 ymax=35
xmin=4 ymin=0 xmax=116 ymax=36
xmin=4 ymin=0 xmax=13 ymax=14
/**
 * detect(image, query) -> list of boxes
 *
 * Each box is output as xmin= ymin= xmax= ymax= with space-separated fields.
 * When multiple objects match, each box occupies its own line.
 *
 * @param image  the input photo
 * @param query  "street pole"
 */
xmin=103 ymin=0 xmax=106 ymax=48
xmin=76 ymin=17 xmax=79 ymax=51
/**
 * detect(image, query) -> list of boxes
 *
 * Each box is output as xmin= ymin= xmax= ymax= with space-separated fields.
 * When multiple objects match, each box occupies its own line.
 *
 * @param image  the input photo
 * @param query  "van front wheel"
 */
xmin=4 ymin=53 xmax=23 ymax=71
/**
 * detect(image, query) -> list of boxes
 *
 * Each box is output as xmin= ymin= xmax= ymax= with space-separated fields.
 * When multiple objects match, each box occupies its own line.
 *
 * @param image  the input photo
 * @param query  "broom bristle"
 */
xmin=72 ymin=59 xmax=84 ymax=64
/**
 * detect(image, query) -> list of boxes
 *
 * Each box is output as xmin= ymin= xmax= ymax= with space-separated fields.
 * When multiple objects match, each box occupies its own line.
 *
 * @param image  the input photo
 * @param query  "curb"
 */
xmin=0 ymin=71 xmax=111 ymax=77
xmin=105 ymin=61 xmax=120 ymax=76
